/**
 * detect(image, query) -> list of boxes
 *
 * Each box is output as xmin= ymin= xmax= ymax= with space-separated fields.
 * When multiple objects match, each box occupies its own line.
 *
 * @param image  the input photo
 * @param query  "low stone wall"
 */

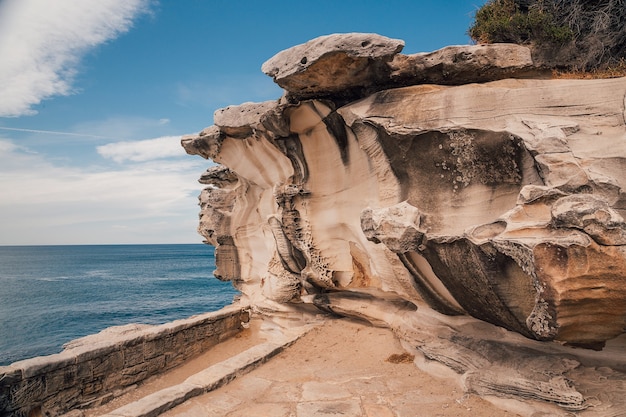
xmin=0 ymin=304 xmax=249 ymax=417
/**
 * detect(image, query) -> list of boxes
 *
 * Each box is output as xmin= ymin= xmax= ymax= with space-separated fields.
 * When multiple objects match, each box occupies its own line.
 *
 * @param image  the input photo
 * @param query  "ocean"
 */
xmin=0 ymin=244 xmax=239 ymax=366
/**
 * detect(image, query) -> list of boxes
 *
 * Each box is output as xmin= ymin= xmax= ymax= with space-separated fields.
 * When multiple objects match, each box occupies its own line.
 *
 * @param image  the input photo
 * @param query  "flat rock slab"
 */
xmin=260 ymin=33 xmax=542 ymax=100
xmin=390 ymin=43 xmax=541 ymax=85
xmin=161 ymin=319 xmax=518 ymax=417
xmin=261 ymin=33 xmax=404 ymax=99
xmin=297 ymin=399 xmax=363 ymax=417
xmin=95 ymin=325 xmax=313 ymax=417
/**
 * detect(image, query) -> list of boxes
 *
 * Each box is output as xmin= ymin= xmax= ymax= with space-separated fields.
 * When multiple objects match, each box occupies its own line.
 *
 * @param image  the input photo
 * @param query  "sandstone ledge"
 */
xmin=182 ymin=33 xmax=626 ymax=411
xmin=261 ymin=33 xmax=547 ymax=102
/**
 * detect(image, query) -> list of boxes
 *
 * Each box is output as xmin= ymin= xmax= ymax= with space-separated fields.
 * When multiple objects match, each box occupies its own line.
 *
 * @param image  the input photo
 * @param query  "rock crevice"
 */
xmin=182 ymin=33 xmax=626 ymax=413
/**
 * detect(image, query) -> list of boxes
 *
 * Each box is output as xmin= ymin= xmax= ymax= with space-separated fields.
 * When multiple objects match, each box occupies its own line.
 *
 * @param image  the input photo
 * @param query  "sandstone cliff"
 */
xmin=182 ymin=34 xmax=626 ymax=414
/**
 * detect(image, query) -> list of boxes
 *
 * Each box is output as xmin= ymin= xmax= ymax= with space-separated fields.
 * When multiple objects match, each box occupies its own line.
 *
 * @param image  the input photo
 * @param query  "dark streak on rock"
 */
xmin=275 ymin=134 xmax=309 ymax=183
xmin=420 ymin=239 xmax=537 ymax=339
xmin=268 ymin=217 xmax=307 ymax=273
xmin=323 ymin=111 xmax=350 ymax=165
xmin=397 ymin=253 xmax=464 ymax=316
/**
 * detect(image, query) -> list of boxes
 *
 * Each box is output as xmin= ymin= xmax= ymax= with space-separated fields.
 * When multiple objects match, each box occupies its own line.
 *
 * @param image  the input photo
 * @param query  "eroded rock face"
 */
xmin=182 ymin=33 xmax=626 ymax=410
xmin=184 ymin=78 xmax=626 ymax=344
xmin=337 ymin=78 xmax=626 ymax=347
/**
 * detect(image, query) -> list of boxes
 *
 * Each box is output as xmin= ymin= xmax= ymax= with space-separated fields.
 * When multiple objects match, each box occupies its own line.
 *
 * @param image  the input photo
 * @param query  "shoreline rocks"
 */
xmin=183 ymin=33 xmax=626 ymax=411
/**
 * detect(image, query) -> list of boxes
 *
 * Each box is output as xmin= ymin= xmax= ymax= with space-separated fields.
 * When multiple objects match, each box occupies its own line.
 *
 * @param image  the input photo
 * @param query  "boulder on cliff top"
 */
xmin=261 ymin=33 xmax=404 ymax=100
xmin=261 ymin=33 xmax=547 ymax=101
xmin=390 ymin=43 xmax=543 ymax=85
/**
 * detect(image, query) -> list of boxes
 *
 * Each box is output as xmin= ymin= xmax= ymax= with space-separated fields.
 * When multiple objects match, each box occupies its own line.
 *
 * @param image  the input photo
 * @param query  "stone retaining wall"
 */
xmin=0 ymin=304 xmax=249 ymax=417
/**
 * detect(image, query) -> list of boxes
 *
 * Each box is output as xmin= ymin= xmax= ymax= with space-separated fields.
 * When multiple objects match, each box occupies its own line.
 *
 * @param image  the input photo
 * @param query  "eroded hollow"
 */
xmin=376 ymin=128 xmax=542 ymax=235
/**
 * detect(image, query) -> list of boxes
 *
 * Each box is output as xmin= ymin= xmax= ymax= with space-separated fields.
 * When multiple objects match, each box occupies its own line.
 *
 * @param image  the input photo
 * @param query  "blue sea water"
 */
xmin=0 ymin=244 xmax=239 ymax=366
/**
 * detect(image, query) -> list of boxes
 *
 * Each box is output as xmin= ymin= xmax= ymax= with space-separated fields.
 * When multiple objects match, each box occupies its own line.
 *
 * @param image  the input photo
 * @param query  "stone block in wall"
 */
xmin=91 ymin=351 xmax=123 ymax=378
xmin=157 ymin=333 xmax=174 ymax=356
xmin=164 ymin=349 xmax=184 ymax=369
xmin=102 ymin=373 xmax=123 ymax=392
xmin=82 ymin=378 xmax=104 ymax=396
xmin=145 ymin=355 xmax=166 ymax=375
xmin=143 ymin=336 xmax=166 ymax=360
xmin=122 ymin=341 xmax=146 ymax=368
xmin=201 ymin=321 xmax=223 ymax=340
xmin=44 ymin=364 xmax=78 ymax=393
xmin=185 ymin=339 xmax=202 ymax=357
xmin=9 ymin=375 xmax=45 ymax=411
xmin=118 ymin=363 xmax=149 ymax=387
xmin=170 ymin=330 xmax=186 ymax=352
xmin=76 ymin=359 xmax=92 ymax=381
xmin=199 ymin=333 xmax=220 ymax=351
xmin=42 ymin=386 xmax=80 ymax=413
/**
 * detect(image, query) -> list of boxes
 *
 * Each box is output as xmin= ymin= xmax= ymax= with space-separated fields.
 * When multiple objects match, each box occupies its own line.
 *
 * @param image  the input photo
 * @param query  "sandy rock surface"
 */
xmin=162 ymin=319 xmax=521 ymax=417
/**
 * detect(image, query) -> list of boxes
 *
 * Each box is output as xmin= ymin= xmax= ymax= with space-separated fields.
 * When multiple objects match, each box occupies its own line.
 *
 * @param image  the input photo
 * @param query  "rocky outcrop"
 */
xmin=183 ymin=33 xmax=626 ymax=412
xmin=261 ymin=33 xmax=547 ymax=104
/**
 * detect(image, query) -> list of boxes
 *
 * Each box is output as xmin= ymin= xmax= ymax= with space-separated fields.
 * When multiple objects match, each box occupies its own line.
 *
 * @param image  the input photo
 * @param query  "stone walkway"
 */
xmin=157 ymin=318 xmax=519 ymax=417
xmin=86 ymin=318 xmax=304 ymax=417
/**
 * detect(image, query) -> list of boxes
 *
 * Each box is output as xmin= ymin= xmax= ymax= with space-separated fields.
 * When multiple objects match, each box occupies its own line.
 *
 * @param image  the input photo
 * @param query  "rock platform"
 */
xmin=78 ymin=317 xmax=524 ymax=417
xmin=68 ymin=308 xmax=626 ymax=417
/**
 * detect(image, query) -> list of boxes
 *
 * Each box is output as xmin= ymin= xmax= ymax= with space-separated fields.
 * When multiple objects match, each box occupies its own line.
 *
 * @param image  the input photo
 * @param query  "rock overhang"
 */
xmin=181 ymin=33 xmax=626 ymax=349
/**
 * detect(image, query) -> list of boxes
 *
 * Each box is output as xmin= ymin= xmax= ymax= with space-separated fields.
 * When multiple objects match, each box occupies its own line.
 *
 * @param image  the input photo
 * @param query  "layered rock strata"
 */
xmin=183 ymin=33 xmax=626 ymax=412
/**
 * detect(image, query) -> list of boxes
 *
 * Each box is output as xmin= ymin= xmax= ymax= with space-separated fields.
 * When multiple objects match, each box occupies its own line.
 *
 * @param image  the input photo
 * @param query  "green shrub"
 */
xmin=468 ymin=0 xmax=572 ymax=45
xmin=469 ymin=0 xmax=626 ymax=71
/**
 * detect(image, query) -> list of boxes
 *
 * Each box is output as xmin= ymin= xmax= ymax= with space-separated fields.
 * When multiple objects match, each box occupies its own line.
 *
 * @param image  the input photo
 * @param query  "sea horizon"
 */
xmin=0 ymin=242 xmax=207 ymax=247
xmin=0 ymin=243 xmax=238 ymax=366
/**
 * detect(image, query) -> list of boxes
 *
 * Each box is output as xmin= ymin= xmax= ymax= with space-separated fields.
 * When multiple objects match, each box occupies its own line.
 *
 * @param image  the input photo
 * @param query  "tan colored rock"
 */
xmin=186 ymin=75 xmax=626 ymax=347
xmin=181 ymin=125 xmax=223 ymax=160
xmin=213 ymin=100 xmax=286 ymax=139
xmin=389 ymin=43 xmax=545 ymax=85
xmin=361 ymin=202 xmax=423 ymax=253
xmin=338 ymin=77 xmax=626 ymax=345
xmin=183 ymin=33 xmax=626 ymax=411
xmin=189 ymin=73 xmax=626 ymax=344
xmin=262 ymin=34 xmax=547 ymax=102
xmin=551 ymin=194 xmax=626 ymax=245
xmin=262 ymin=33 xmax=404 ymax=100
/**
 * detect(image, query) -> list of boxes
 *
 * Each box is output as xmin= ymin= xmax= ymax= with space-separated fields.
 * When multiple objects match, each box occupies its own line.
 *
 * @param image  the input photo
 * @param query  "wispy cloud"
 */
xmin=0 ymin=138 xmax=208 ymax=244
xmin=0 ymin=126 xmax=118 ymax=140
xmin=0 ymin=0 xmax=151 ymax=117
xmin=97 ymin=136 xmax=186 ymax=163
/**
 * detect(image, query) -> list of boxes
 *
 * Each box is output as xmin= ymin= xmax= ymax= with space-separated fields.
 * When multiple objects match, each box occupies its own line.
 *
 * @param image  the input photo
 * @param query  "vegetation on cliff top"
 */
xmin=469 ymin=0 xmax=626 ymax=74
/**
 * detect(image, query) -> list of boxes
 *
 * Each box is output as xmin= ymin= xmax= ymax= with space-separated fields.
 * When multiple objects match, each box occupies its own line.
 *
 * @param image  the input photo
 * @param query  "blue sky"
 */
xmin=0 ymin=0 xmax=486 ymax=245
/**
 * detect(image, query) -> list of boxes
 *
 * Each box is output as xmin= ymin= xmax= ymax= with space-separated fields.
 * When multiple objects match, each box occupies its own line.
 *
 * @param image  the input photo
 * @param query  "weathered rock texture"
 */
xmin=183 ymin=33 xmax=626 ymax=413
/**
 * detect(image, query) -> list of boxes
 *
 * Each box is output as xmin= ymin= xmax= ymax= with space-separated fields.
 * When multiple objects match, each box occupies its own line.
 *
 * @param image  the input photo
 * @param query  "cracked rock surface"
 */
xmin=182 ymin=33 xmax=626 ymax=413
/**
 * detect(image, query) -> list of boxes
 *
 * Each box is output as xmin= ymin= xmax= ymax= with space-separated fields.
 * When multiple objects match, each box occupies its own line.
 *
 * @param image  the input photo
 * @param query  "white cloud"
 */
xmin=97 ymin=136 xmax=186 ymax=163
xmin=0 ymin=0 xmax=150 ymax=117
xmin=0 ymin=139 xmax=19 ymax=153
xmin=0 ymin=138 xmax=209 ymax=244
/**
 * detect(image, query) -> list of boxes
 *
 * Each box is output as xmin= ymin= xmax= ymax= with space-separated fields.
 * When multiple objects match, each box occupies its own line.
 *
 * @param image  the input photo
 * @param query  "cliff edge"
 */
xmin=182 ymin=33 xmax=626 ymax=414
